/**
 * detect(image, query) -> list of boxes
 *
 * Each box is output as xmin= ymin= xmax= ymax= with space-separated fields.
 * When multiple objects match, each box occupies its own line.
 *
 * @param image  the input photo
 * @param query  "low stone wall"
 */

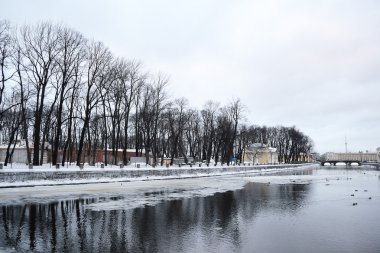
xmin=0 ymin=164 xmax=311 ymax=184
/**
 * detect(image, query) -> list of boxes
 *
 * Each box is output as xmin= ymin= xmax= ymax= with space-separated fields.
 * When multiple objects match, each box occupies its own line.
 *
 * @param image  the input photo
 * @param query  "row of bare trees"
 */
xmin=0 ymin=20 xmax=313 ymax=166
xmin=236 ymin=125 xmax=314 ymax=163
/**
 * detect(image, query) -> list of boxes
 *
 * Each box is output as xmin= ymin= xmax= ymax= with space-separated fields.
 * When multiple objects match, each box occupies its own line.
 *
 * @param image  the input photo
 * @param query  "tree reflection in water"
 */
xmin=0 ymin=182 xmax=309 ymax=253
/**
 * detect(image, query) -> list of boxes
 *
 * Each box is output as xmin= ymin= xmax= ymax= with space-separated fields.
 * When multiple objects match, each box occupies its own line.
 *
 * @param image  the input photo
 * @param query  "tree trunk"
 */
xmin=77 ymin=117 xmax=90 ymax=166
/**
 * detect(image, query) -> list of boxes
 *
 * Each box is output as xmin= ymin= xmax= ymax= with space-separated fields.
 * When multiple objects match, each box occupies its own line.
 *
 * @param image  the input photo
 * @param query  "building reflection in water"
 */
xmin=0 ymin=181 xmax=309 ymax=252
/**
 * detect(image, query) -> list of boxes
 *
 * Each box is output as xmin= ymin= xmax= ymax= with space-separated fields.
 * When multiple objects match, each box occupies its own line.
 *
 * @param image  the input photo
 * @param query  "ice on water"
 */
xmin=0 ymin=165 xmax=330 ymax=210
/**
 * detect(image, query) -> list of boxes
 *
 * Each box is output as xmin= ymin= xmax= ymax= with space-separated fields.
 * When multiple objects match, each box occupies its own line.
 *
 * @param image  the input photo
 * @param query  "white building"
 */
xmin=243 ymin=143 xmax=278 ymax=165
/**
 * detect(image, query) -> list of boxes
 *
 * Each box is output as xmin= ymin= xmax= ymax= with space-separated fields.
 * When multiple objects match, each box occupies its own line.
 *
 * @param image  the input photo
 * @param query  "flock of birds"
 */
xmin=351 ymin=189 xmax=372 ymax=206
xmin=323 ymin=172 xmax=375 ymax=207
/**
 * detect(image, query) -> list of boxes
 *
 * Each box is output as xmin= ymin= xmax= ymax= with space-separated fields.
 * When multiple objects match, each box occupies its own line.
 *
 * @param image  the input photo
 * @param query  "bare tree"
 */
xmin=137 ymin=75 xmax=168 ymax=165
xmin=3 ymin=90 xmax=21 ymax=165
xmin=139 ymin=84 xmax=155 ymax=164
xmin=151 ymin=74 xmax=168 ymax=165
xmin=201 ymin=100 xmax=219 ymax=164
xmin=61 ymin=64 xmax=82 ymax=166
xmin=105 ymin=59 xmax=124 ymax=165
xmin=121 ymin=60 xmax=145 ymax=164
xmin=10 ymin=36 xmax=33 ymax=164
xmin=0 ymin=20 xmax=14 ymax=113
xmin=168 ymin=97 xmax=188 ymax=165
xmin=76 ymin=40 xmax=112 ymax=166
xmin=52 ymin=27 xmax=86 ymax=165
xmin=227 ymin=98 xmax=245 ymax=163
xmin=214 ymin=108 xmax=233 ymax=165
xmin=20 ymin=23 xmax=61 ymax=165
xmin=184 ymin=109 xmax=202 ymax=162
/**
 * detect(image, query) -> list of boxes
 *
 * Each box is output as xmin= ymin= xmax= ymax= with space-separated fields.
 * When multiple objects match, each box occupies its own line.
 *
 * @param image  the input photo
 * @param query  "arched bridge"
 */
xmin=321 ymin=160 xmax=362 ymax=166
xmin=321 ymin=152 xmax=378 ymax=166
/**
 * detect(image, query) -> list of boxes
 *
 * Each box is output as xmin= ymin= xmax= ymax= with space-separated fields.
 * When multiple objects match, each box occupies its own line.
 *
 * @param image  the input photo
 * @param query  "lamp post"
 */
xmin=0 ymin=123 xmax=2 ymax=145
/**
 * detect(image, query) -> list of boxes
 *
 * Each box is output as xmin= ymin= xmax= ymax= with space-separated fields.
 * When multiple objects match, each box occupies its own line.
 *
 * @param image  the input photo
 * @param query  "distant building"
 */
xmin=161 ymin=157 xmax=171 ymax=165
xmin=294 ymin=153 xmax=316 ymax=163
xmin=322 ymin=152 xmax=378 ymax=162
xmin=243 ymin=143 xmax=279 ymax=165
xmin=0 ymin=143 xmax=148 ymax=165
xmin=377 ymin=147 xmax=380 ymax=162
xmin=101 ymin=148 xmax=145 ymax=164
xmin=0 ymin=140 xmax=48 ymax=164
xmin=0 ymin=147 xmax=30 ymax=164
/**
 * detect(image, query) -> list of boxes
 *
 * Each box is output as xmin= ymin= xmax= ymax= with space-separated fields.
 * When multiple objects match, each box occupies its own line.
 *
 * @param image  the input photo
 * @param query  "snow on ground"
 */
xmin=0 ymin=162 xmax=160 ymax=172
xmin=0 ymin=162 xmax=293 ymax=172
xmin=0 ymin=164 xmax=318 ymax=209
xmin=0 ymin=162 xmax=315 ymax=188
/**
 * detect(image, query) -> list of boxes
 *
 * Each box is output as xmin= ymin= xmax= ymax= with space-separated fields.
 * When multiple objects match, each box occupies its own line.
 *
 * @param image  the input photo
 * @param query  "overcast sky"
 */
xmin=2 ymin=0 xmax=380 ymax=153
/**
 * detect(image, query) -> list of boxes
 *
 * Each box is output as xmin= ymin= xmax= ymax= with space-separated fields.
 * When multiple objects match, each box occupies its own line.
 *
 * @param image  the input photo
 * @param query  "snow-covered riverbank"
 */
xmin=0 ymin=163 xmax=315 ymax=188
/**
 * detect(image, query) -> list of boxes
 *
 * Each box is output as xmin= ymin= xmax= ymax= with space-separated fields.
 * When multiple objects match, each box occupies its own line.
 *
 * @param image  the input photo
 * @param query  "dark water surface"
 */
xmin=1 ymin=167 xmax=380 ymax=253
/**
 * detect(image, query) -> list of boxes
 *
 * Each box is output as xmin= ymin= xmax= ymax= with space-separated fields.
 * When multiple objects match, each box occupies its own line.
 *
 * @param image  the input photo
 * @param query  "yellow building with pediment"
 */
xmin=243 ymin=143 xmax=278 ymax=165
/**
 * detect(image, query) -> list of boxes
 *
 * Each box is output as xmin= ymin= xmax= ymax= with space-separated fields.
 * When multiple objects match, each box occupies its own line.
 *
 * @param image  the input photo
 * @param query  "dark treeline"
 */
xmin=0 ymin=20 xmax=313 ymax=166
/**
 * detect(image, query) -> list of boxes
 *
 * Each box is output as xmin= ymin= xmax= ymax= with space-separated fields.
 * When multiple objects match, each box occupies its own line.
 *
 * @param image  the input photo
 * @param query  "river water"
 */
xmin=0 ymin=166 xmax=380 ymax=253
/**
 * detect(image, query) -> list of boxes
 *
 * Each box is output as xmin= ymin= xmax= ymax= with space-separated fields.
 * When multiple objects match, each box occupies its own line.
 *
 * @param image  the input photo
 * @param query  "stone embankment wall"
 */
xmin=0 ymin=164 xmax=312 ymax=185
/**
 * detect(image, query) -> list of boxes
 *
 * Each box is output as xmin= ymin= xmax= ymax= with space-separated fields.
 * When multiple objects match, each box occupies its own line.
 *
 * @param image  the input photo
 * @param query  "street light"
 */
xmin=0 ymin=122 xmax=2 ymax=145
